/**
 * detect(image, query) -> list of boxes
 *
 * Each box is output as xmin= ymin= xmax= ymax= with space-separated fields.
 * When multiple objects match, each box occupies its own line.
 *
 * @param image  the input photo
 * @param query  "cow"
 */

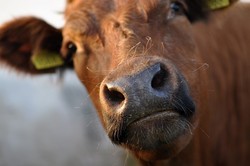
xmin=0 ymin=0 xmax=249 ymax=165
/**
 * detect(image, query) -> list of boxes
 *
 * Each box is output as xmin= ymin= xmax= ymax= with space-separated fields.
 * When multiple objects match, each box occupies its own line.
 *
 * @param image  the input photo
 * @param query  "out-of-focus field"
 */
xmin=0 ymin=70 xmax=127 ymax=166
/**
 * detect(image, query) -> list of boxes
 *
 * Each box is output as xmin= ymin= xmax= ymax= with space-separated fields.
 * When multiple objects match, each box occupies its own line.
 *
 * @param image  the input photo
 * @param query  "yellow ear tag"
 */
xmin=208 ymin=0 xmax=230 ymax=10
xmin=32 ymin=50 xmax=64 ymax=70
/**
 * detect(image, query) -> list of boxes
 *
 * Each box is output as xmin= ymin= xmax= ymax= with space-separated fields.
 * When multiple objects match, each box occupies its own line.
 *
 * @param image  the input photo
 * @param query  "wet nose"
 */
xmin=101 ymin=63 xmax=172 ymax=112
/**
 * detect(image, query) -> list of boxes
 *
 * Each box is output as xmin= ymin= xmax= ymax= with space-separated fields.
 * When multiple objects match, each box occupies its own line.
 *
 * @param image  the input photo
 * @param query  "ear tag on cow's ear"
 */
xmin=208 ymin=0 xmax=230 ymax=10
xmin=32 ymin=50 xmax=64 ymax=70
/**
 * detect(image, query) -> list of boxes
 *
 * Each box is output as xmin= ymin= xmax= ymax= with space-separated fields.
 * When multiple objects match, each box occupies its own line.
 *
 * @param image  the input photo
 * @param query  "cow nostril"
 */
xmin=151 ymin=65 xmax=168 ymax=90
xmin=103 ymin=85 xmax=125 ymax=107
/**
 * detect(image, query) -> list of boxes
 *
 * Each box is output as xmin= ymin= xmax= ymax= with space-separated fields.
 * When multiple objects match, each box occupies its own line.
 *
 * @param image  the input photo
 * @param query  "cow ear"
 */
xmin=0 ymin=17 xmax=65 ymax=74
xmin=206 ymin=0 xmax=239 ymax=10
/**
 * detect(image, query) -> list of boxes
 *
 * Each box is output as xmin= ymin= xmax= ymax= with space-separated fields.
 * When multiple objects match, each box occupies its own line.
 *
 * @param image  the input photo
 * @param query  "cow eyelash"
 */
xmin=65 ymin=42 xmax=77 ymax=62
xmin=168 ymin=1 xmax=187 ymax=19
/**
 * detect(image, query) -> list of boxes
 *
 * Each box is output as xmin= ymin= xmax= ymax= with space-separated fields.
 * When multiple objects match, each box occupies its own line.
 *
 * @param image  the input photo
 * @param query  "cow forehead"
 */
xmin=64 ymin=0 xmax=207 ymax=26
xmin=64 ymin=0 xmax=172 ymax=31
xmin=62 ymin=0 xmax=206 ymax=45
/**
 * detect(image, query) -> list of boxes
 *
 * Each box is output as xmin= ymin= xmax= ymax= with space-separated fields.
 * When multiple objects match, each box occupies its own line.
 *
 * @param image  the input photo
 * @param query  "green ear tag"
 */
xmin=32 ymin=50 xmax=64 ymax=70
xmin=208 ymin=0 xmax=230 ymax=10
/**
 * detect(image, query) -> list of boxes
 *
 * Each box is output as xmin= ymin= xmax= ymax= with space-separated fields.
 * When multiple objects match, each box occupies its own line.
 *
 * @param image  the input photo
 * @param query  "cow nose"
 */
xmin=103 ymin=84 xmax=126 ymax=108
xmin=102 ymin=63 xmax=169 ymax=110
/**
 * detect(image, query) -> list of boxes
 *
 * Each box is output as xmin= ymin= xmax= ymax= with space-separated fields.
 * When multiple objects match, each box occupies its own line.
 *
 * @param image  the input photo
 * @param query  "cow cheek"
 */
xmin=73 ymin=54 xmax=87 ymax=84
xmin=165 ymin=19 xmax=204 ymax=113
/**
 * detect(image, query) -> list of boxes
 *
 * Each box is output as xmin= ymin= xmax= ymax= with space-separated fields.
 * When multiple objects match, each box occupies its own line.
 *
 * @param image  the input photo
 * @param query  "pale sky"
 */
xmin=0 ymin=0 xmax=65 ymax=28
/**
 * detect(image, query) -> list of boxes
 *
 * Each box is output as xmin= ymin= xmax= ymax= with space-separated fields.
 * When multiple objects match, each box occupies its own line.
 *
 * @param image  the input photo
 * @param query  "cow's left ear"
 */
xmin=0 ymin=17 xmax=65 ymax=74
xmin=186 ymin=0 xmax=239 ymax=22
xmin=206 ymin=0 xmax=239 ymax=10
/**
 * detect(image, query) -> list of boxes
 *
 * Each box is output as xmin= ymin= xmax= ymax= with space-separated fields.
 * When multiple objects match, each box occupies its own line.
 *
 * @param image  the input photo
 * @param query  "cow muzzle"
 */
xmin=99 ymin=56 xmax=196 ymax=159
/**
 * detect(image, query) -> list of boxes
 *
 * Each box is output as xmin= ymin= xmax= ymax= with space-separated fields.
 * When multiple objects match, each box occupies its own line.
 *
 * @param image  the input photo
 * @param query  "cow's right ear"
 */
xmin=0 ymin=17 xmax=65 ymax=74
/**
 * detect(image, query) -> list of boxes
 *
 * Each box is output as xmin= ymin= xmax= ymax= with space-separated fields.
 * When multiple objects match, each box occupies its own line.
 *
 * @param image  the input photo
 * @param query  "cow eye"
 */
xmin=65 ymin=42 xmax=77 ymax=62
xmin=168 ymin=1 xmax=186 ymax=19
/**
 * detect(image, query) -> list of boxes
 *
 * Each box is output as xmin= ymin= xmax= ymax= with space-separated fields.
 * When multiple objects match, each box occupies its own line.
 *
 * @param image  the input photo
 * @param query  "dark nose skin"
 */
xmin=103 ymin=63 xmax=171 ymax=111
xmin=100 ymin=59 xmax=195 ymax=127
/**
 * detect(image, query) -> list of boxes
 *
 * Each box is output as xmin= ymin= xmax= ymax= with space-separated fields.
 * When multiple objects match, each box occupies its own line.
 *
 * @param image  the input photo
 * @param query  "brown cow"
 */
xmin=0 ymin=0 xmax=249 ymax=165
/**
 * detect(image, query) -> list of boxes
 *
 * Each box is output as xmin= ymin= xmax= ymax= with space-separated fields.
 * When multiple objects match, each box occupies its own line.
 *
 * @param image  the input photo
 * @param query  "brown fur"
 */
xmin=192 ymin=4 xmax=250 ymax=165
xmin=0 ymin=0 xmax=249 ymax=165
xmin=0 ymin=17 xmax=62 ymax=74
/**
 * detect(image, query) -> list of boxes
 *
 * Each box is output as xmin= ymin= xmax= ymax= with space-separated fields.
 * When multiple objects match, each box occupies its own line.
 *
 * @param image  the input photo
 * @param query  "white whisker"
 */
xmin=192 ymin=63 xmax=209 ymax=73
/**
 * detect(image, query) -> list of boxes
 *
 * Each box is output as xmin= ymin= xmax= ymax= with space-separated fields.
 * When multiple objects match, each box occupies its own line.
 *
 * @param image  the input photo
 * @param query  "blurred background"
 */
xmin=0 ymin=0 xmax=249 ymax=166
xmin=0 ymin=0 xmax=132 ymax=166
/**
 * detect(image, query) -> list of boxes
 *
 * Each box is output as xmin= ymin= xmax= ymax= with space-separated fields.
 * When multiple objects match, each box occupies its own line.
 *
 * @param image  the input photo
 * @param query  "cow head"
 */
xmin=0 ymin=0 xmax=238 ymax=163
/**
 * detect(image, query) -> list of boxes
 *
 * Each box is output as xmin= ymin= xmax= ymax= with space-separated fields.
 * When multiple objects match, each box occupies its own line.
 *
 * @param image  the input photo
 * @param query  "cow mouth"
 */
xmin=108 ymin=106 xmax=195 ymax=151
xmin=130 ymin=109 xmax=179 ymax=126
